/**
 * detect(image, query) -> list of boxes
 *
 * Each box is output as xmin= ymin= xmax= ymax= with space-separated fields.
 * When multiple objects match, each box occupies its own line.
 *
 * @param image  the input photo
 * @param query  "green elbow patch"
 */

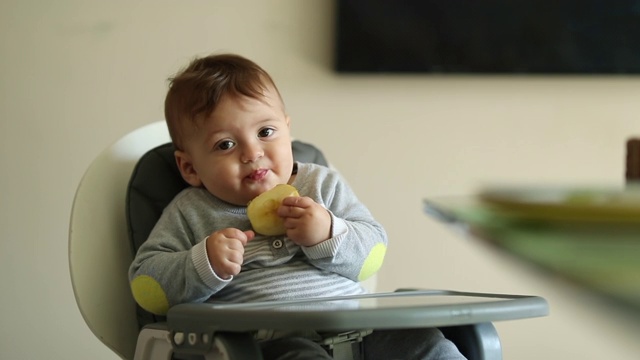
xmin=131 ymin=275 xmax=170 ymax=315
xmin=357 ymin=243 xmax=387 ymax=281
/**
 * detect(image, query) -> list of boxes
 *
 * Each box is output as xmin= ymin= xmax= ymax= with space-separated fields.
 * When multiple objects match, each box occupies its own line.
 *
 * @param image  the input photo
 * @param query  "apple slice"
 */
xmin=247 ymin=184 xmax=300 ymax=235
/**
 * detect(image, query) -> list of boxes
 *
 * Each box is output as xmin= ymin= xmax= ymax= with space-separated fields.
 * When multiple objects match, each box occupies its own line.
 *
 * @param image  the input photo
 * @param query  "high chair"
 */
xmin=69 ymin=121 xmax=548 ymax=360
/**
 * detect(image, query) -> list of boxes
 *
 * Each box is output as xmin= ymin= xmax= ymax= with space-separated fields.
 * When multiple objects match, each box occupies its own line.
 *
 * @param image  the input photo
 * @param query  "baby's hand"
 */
xmin=278 ymin=196 xmax=331 ymax=247
xmin=205 ymin=228 xmax=254 ymax=279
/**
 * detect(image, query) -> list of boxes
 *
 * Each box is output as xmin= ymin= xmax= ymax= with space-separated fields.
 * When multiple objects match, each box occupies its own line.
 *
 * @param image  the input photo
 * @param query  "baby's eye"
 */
xmin=258 ymin=127 xmax=275 ymax=138
xmin=216 ymin=140 xmax=235 ymax=151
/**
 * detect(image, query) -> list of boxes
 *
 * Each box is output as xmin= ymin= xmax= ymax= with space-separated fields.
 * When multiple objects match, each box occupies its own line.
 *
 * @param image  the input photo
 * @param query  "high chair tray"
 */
xmin=167 ymin=289 xmax=548 ymax=333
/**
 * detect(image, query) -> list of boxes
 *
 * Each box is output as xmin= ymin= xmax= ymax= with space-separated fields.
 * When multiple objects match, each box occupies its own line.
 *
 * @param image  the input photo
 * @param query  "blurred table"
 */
xmin=424 ymin=191 xmax=640 ymax=311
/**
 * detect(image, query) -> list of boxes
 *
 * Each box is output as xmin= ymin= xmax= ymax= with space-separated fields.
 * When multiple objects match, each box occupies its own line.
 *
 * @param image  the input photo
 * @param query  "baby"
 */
xmin=129 ymin=53 xmax=465 ymax=359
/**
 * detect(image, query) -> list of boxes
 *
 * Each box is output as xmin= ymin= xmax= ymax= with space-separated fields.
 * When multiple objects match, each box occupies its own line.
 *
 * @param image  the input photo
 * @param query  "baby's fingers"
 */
xmin=281 ymin=196 xmax=314 ymax=208
xmin=219 ymin=228 xmax=253 ymax=246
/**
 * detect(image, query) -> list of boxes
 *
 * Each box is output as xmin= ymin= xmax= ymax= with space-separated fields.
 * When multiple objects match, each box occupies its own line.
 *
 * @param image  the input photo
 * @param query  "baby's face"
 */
xmin=176 ymin=87 xmax=294 ymax=206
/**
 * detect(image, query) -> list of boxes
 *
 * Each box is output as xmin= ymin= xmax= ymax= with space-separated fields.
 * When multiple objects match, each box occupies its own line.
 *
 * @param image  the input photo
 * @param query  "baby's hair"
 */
xmin=164 ymin=53 xmax=282 ymax=150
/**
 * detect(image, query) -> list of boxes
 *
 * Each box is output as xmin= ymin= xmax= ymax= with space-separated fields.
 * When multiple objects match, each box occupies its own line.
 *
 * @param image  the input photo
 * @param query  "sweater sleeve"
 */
xmin=297 ymin=165 xmax=388 ymax=282
xmin=128 ymin=195 xmax=229 ymax=315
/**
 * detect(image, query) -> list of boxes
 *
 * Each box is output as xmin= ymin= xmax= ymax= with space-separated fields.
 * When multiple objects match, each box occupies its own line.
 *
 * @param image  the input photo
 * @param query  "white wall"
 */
xmin=1 ymin=1 xmax=639 ymax=359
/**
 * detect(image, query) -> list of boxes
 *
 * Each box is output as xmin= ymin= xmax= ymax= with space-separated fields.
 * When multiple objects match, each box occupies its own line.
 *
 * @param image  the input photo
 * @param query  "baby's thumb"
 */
xmin=244 ymin=230 xmax=256 ymax=243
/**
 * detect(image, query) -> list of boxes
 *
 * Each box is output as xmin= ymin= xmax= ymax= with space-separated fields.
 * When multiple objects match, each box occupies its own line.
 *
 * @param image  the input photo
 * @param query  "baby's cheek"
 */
xmin=131 ymin=275 xmax=170 ymax=315
xmin=358 ymin=243 xmax=387 ymax=281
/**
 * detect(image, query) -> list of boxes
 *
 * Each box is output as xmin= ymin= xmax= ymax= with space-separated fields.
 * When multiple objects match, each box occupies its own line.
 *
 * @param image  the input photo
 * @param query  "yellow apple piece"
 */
xmin=247 ymin=184 xmax=300 ymax=235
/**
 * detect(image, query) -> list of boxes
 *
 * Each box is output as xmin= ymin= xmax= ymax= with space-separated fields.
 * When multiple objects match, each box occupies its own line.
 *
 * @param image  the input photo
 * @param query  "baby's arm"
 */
xmin=289 ymin=169 xmax=388 ymax=282
xmin=305 ymin=205 xmax=387 ymax=282
xmin=128 ymin=205 xmax=237 ymax=315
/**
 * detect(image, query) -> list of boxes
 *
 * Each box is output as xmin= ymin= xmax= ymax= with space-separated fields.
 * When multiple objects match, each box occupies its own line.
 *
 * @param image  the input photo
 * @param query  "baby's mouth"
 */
xmin=247 ymin=169 xmax=268 ymax=181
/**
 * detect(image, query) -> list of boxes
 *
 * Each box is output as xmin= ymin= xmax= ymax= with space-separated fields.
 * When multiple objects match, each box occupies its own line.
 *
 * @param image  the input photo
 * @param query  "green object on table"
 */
xmin=424 ymin=193 xmax=640 ymax=309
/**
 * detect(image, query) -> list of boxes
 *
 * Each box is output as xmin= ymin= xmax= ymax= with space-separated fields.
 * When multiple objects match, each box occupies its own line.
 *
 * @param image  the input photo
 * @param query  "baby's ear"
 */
xmin=174 ymin=150 xmax=202 ymax=187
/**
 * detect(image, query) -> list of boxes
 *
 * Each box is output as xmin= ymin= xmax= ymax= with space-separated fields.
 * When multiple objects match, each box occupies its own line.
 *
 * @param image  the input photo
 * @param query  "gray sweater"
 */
xmin=129 ymin=162 xmax=388 ymax=315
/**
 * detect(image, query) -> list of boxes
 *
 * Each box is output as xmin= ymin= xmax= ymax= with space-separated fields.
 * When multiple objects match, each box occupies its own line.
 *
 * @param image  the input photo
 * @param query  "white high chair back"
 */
xmin=69 ymin=122 xmax=171 ymax=359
